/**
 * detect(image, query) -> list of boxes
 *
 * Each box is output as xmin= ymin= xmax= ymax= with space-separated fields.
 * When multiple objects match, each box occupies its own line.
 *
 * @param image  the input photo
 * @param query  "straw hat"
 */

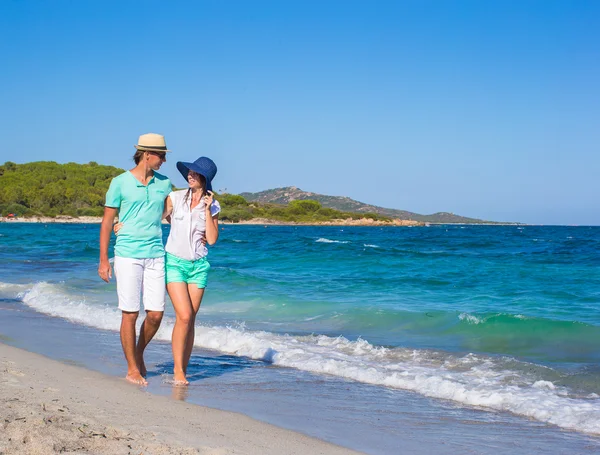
xmin=176 ymin=157 xmax=217 ymax=191
xmin=134 ymin=133 xmax=171 ymax=152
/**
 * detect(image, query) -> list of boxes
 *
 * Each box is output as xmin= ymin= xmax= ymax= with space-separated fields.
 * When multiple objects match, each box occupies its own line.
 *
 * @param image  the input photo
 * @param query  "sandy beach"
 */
xmin=0 ymin=343 xmax=360 ymax=455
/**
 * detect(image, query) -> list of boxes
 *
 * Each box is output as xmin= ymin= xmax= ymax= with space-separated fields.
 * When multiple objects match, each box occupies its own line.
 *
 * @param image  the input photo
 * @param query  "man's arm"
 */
xmin=98 ymin=207 xmax=118 ymax=282
xmin=162 ymin=195 xmax=173 ymax=219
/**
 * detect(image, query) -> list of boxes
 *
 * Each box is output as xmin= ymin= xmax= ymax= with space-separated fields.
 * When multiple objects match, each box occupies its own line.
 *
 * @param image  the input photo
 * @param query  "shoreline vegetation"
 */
xmin=0 ymin=161 xmax=507 ymax=226
xmin=0 ymin=215 xmax=422 ymax=226
xmin=0 ymin=161 xmax=422 ymax=226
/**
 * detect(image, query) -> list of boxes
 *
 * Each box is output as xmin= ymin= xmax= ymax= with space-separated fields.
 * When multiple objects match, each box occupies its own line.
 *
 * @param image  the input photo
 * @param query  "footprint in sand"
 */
xmin=6 ymin=368 xmax=25 ymax=377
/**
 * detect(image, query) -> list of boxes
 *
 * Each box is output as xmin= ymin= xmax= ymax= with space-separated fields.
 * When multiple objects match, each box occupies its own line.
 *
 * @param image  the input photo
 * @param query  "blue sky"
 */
xmin=1 ymin=1 xmax=599 ymax=224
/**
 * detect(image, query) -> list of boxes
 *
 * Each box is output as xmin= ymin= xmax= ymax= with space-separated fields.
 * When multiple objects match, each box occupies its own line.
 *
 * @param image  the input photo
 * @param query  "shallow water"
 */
xmin=1 ymin=223 xmax=599 ymax=450
xmin=2 ymin=300 xmax=599 ymax=454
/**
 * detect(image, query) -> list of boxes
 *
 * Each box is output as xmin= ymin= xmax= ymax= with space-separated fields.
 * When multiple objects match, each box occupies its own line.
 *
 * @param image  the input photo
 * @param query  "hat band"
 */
xmin=138 ymin=145 xmax=168 ymax=150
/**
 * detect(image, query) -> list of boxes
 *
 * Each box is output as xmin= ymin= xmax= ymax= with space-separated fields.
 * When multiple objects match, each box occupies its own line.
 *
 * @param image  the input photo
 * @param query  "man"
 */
xmin=98 ymin=133 xmax=172 ymax=385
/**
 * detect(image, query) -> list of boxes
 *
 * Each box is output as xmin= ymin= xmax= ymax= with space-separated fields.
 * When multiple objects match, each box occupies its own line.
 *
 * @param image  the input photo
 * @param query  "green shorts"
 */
xmin=165 ymin=252 xmax=211 ymax=288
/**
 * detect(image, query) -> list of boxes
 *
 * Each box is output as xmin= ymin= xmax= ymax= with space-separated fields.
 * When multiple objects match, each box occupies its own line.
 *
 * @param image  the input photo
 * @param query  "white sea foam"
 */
xmin=12 ymin=281 xmax=600 ymax=436
xmin=0 ymin=282 xmax=33 ymax=294
xmin=458 ymin=313 xmax=484 ymax=324
xmin=18 ymin=282 xmax=122 ymax=332
xmin=363 ymin=244 xmax=380 ymax=248
xmin=316 ymin=238 xmax=349 ymax=244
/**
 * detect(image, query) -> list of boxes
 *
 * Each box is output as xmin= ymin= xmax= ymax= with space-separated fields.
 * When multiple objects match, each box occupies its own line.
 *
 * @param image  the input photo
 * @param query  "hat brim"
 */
xmin=177 ymin=161 xmax=213 ymax=192
xmin=134 ymin=145 xmax=171 ymax=152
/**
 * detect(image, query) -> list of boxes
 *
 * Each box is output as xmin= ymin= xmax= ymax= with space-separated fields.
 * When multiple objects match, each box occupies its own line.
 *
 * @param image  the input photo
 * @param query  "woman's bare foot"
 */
xmin=125 ymin=371 xmax=148 ymax=386
xmin=173 ymin=371 xmax=189 ymax=385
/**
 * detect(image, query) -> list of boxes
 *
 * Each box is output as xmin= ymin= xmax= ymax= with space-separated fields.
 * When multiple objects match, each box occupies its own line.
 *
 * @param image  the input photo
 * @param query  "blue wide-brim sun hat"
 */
xmin=176 ymin=157 xmax=217 ymax=192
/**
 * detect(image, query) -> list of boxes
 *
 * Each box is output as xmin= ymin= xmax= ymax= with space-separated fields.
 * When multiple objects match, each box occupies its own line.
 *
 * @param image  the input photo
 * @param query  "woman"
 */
xmin=163 ymin=156 xmax=220 ymax=384
xmin=115 ymin=156 xmax=219 ymax=385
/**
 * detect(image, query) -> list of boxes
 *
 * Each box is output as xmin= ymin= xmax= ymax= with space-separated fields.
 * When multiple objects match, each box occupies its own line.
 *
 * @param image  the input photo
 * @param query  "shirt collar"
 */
xmin=129 ymin=171 xmax=155 ymax=187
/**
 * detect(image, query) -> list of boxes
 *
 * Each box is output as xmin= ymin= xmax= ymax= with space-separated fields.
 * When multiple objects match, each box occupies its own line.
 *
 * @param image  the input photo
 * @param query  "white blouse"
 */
xmin=164 ymin=189 xmax=221 ymax=261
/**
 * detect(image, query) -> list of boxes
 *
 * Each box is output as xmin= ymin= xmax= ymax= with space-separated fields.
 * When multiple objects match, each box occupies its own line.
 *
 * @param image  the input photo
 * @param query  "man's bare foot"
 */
xmin=136 ymin=354 xmax=147 ymax=377
xmin=173 ymin=371 xmax=189 ymax=385
xmin=125 ymin=372 xmax=148 ymax=386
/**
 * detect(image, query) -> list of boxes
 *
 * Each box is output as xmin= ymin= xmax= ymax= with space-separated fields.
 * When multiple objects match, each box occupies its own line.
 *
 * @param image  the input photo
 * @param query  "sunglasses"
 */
xmin=148 ymin=151 xmax=167 ymax=159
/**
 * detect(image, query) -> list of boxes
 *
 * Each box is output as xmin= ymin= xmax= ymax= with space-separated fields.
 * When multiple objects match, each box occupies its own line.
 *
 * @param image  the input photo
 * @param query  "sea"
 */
xmin=1 ymin=223 xmax=599 ymax=454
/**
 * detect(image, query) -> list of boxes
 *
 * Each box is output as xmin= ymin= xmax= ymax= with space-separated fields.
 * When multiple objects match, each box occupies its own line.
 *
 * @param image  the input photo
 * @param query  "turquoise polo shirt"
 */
xmin=105 ymin=171 xmax=172 ymax=259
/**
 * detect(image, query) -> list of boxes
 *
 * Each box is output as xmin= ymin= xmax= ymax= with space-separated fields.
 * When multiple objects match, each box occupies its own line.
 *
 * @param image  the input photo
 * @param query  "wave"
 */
xmin=278 ymin=306 xmax=600 ymax=362
xmin=7 ymin=281 xmax=600 ymax=436
xmin=315 ymin=238 xmax=350 ymax=244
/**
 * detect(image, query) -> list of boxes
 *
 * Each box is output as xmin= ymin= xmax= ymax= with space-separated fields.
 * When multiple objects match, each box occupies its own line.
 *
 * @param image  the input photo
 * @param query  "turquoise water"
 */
xmin=1 ymin=223 xmax=599 ymax=437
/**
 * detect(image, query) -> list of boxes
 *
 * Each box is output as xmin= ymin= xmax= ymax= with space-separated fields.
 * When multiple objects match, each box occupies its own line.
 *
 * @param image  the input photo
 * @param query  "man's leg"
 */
xmin=121 ymin=311 xmax=147 ymax=385
xmin=114 ymin=256 xmax=147 ymax=385
xmin=138 ymin=256 xmax=166 ymax=376
xmin=135 ymin=310 xmax=163 ymax=376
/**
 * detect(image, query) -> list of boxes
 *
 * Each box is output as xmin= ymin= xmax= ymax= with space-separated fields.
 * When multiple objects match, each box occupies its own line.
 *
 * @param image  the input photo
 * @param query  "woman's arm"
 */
xmin=204 ymin=191 xmax=219 ymax=245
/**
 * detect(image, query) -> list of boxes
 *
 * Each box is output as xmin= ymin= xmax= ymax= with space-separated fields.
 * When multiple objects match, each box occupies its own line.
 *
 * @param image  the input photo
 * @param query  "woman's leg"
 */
xmin=182 ymin=284 xmax=204 ymax=374
xmin=167 ymin=282 xmax=193 ymax=384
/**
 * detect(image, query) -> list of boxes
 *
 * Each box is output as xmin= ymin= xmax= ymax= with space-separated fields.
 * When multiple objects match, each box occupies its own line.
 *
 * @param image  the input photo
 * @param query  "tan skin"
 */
xmin=114 ymin=170 xmax=219 ymax=385
xmin=98 ymin=150 xmax=168 ymax=386
xmin=164 ymin=170 xmax=219 ymax=384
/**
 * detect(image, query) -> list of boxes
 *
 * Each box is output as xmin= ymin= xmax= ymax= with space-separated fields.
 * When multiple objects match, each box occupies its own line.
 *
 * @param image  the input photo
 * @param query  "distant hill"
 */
xmin=240 ymin=186 xmax=497 ymax=223
xmin=1 ymin=161 xmax=506 ymax=224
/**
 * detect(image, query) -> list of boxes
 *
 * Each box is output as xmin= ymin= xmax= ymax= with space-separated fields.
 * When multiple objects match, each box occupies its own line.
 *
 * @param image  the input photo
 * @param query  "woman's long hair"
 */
xmin=183 ymin=173 xmax=207 ymax=207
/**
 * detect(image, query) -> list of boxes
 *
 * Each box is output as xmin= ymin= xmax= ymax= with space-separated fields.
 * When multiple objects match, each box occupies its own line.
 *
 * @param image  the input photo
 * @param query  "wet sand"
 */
xmin=0 ymin=343 xmax=360 ymax=454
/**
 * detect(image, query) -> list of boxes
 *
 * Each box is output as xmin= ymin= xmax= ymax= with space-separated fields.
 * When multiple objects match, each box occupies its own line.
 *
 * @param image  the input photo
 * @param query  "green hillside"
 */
xmin=217 ymin=194 xmax=393 ymax=224
xmin=1 ymin=163 xmax=499 ymax=224
xmin=240 ymin=186 xmax=499 ymax=224
xmin=0 ymin=161 xmax=124 ymax=217
xmin=0 ymin=162 xmax=394 ymax=224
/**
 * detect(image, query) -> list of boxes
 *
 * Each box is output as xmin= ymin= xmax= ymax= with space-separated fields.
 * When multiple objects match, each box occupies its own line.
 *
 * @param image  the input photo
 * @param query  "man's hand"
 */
xmin=98 ymin=260 xmax=112 ymax=283
xmin=99 ymin=206 xmax=118 ymax=283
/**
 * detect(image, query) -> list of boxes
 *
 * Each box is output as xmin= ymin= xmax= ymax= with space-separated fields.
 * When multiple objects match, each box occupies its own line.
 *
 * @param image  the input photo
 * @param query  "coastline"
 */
xmin=0 ymin=216 xmax=423 ymax=226
xmin=0 ymin=342 xmax=361 ymax=455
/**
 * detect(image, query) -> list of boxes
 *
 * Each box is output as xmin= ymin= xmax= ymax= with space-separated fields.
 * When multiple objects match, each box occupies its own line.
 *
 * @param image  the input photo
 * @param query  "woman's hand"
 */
xmin=204 ymin=190 xmax=214 ymax=208
xmin=113 ymin=222 xmax=123 ymax=235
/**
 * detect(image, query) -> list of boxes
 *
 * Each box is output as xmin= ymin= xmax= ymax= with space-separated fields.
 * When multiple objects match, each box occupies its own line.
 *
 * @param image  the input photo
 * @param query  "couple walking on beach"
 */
xmin=97 ymin=133 xmax=220 ymax=386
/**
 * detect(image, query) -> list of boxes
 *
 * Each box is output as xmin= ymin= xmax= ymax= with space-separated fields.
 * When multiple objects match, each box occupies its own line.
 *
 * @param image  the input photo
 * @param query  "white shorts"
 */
xmin=114 ymin=256 xmax=166 ymax=312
